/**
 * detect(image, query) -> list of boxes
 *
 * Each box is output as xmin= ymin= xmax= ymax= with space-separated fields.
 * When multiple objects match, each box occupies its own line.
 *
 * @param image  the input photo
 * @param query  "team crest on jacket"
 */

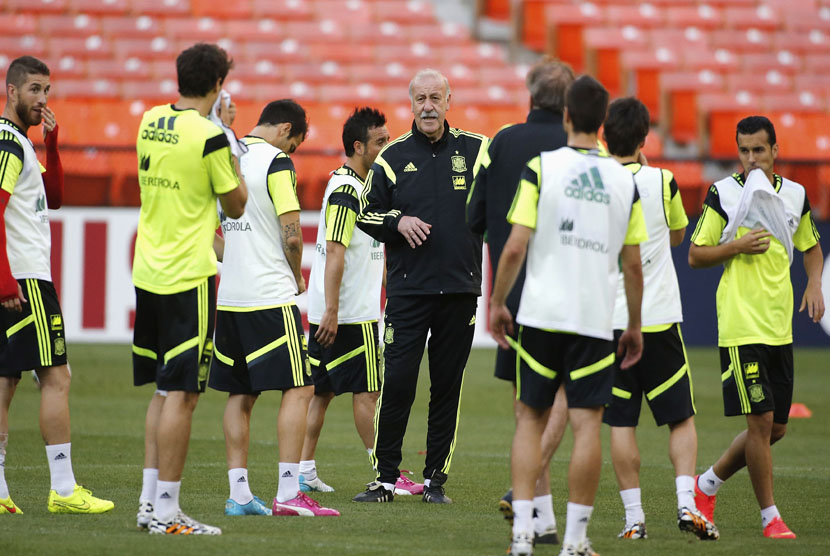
xmin=384 ymin=326 xmax=394 ymax=344
xmin=451 ymin=155 xmax=467 ymax=173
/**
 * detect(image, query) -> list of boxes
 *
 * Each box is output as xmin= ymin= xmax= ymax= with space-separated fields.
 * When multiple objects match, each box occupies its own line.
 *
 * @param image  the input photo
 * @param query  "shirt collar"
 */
xmin=0 ymin=117 xmax=26 ymax=137
xmin=411 ymin=119 xmax=450 ymax=149
xmin=526 ymin=109 xmax=562 ymax=125
xmin=733 ymin=171 xmax=783 ymax=192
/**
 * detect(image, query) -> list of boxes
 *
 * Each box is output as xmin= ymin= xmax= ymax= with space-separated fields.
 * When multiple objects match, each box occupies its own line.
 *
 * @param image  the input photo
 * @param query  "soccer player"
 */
xmin=689 ymin=115 xmax=824 ymax=539
xmin=209 ymin=99 xmax=339 ymax=518
xmin=466 ymin=57 xmax=574 ymax=543
xmin=490 ymin=75 xmax=647 ymax=556
xmin=132 ymin=43 xmax=247 ymax=535
xmin=302 ymin=107 xmax=424 ymax=495
xmin=0 ymin=56 xmax=113 ymax=516
xmin=602 ymin=98 xmax=718 ymax=541
xmin=353 ymin=69 xmax=488 ymax=505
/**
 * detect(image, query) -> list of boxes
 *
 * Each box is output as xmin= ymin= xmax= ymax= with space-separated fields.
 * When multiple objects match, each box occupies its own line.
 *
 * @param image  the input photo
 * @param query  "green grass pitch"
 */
xmin=3 ymin=346 xmax=829 ymax=555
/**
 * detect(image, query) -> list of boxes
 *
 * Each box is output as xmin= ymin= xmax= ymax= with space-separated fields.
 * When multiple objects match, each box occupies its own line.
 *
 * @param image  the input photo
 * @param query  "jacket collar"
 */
xmin=526 ymin=109 xmax=562 ymax=125
xmin=411 ymin=120 xmax=450 ymax=150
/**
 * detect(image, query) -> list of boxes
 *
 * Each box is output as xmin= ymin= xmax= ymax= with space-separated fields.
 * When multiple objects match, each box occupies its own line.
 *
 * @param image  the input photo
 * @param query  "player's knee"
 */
xmin=770 ymin=422 xmax=787 ymax=444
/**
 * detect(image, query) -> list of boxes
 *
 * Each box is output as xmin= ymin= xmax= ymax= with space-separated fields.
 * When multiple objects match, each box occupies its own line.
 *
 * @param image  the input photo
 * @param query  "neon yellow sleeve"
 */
xmin=507 ymin=156 xmax=540 ymax=230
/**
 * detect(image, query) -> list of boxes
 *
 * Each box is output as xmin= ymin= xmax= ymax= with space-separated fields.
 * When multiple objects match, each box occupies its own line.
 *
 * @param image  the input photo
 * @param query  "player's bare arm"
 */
xmin=489 ymin=224 xmax=531 ymax=349
xmin=280 ymin=211 xmax=305 ymax=294
xmin=618 ymin=243 xmax=644 ymax=370
xmin=670 ymin=226 xmax=687 ymax=247
xmin=315 ymin=240 xmax=345 ymax=348
xmin=212 ymin=232 xmax=224 ymax=263
xmin=799 ymin=243 xmax=825 ymax=322
xmin=397 ymin=215 xmax=432 ymax=248
xmin=688 ymin=227 xmax=771 ymax=268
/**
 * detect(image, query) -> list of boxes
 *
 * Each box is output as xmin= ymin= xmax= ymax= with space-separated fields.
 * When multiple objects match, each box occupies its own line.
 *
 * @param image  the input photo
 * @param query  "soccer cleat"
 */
xmin=618 ymin=521 xmax=647 ymax=539
xmin=0 ymin=496 xmax=23 ymax=514
xmin=508 ymin=531 xmax=534 ymax=555
xmin=353 ymin=481 xmax=394 ymax=503
xmin=299 ymin=475 xmax=335 ymax=493
xmin=137 ymin=500 xmax=153 ymax=529
xmin=500 ymin=488 xmax=514 ymax=524
xmin=535 ymin=524 xmax=560 ymax=544
xmin=394 ymin=472 xmax=424 ymax=495
xmin=225 ymin=495 xmax=271 ymax=516
xmin=693 ymin=474 xmax=717 ymax=524
xmin=273 ymin=492 xmax=339 ymax=516
xmin=678 ymin=506 xmax=719 ymax=540
xmin=763 ymin=516 xmax=796 ymax=539
xmin=47 ymin=484 xmax=114 ymax=514
xmin=149 ymin=510 xmax=221 ymax=535
xmin=559 ymin=538 xmax=599 ymax=556
xmin=423 ymin=470 xmax=451 ymax=504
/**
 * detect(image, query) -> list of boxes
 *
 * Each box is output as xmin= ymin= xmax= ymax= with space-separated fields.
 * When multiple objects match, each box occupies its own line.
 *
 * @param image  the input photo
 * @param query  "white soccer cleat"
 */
xmin=136 ymin=500 xmax=153 ymax=529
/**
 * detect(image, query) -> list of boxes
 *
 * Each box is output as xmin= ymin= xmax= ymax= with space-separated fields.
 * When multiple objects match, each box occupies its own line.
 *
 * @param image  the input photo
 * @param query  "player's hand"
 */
xmin=398 ymin=215 xmax=431 ymax=248
xmin=799 ymin=281 xmax=825 ymax=323
xmin=315 ymin=309 xmax=338 ymax=349
xmin=217 ymin=96 xmax=235 ymax=127
xmin=296 ymin=276 xmax=306 ymax=295
xmin=617 ymin=327 xmax=643 ymax=370
xmin=1 ymin=283 xmax=27 ymax=313
xmin=41 ymin=106 xmax=57 ymax=140
xmin=489 ymin=302 xmax=514 ymax=350
xmin=733 ymin=228 xmax=771 ymax=255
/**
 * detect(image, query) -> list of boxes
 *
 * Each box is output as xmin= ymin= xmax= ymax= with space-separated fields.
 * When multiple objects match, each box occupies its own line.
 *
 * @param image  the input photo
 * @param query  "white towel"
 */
xmin=209 ymin=89 xmax=248 ymax=158
xmin=720 ymin=168 xmax=796 ymax=264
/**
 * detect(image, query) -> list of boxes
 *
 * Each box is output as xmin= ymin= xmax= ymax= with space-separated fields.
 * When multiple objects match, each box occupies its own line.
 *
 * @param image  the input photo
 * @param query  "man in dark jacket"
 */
xmin=466 ymin=58 xmax=574 ymax=543
xmin=353 ymin=68 xmax=488 ymax=504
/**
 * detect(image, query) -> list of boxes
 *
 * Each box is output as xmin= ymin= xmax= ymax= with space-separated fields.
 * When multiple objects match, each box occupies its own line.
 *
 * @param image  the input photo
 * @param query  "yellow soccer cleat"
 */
xmin=0 ymin=496 xmax=23 ymax=514
xmin=47 ymin=484 xmax=114 ymax=514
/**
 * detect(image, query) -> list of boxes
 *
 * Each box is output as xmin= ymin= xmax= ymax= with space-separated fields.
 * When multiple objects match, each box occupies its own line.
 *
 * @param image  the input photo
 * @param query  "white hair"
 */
xmin=408 ymin=68 xmax=450 ymax=101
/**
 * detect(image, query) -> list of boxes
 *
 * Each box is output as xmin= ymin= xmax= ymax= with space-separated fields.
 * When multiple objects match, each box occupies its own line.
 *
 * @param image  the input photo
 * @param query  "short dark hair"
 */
xmin=736 ymin=115 xmax=776 ymax=146
xmin=603 ymin=97 xmax=650 ymax=157
xmin=566 ymin=75 xmax=609 ymax=134
xmin=176 ymin=43 xmax=232 ymax=98
xmin=6 ymin=56 xmax=50 ymax=88
xmin=526 ymin=58 xmax=574 ymax=113
xmin=342 ymin=107 xmax=387 ymax=156
xmin=256 ymin=99 xmax=308 ymax=139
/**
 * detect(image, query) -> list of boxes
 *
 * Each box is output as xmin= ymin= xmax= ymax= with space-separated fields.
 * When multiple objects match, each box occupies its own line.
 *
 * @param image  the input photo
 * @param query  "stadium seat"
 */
xmin=478 ymin=0 xmax=511 ymax=21
xmin=704 ymin=94 xmax=759 ymax=157
xmin=451 ymin=86 xmax=522 ymax=107
xmin=442 ymin=43 xmax=507 ymax=66
xmin=660 ymin=70 xmax=725 ymax=143
xmin=285 ymin=20 xmax=348 ymax=43
xmin=0 ymin=13 xmax=38 ymax=36
xmin=725 ymin=71 xmax=793 ymax=93
xmin=318 ymin=84 xmax=384 ymax=104
xmin=345 ymin=20 xmax=406 ymax=44
xmin=250 ymin=0 xmax=313 ymax=20
xmin=665 ymin=5 xmax=723 ymax=29
xmin=191 ymin=0 xmax=252 ymax=19
xmin=740 ymin=52 xmax=802 ymax=75
xmin=0 ymin=36 xmax=47 ymax=60
xmin=51 ymin=78 xmax=120 ymax=99
xmin=113 ymin=37 xmax=179 ymax=61
xmin=477 ymin=65 xmax=527 ymax=89
xmin=48 ymin=56 xmax=88 ymax=80
xmin=150 ymin=60 xmax=177 ymax=80
xmin=230 ymin=60 xmax=284 ymax=84
xmin=224 ymin=19 xmax=285 ymax=42
xmin=100 ymin=15 xmax=161 ymax=39
xmin=650 ymin=28 xmax=710 ymax=58
xmin=680 ymin=48 xmax=741 ymax=73
xmin=162 ymin=17 xmax=226 ymax=41
xmin=87 ymin=58 xmax=152 ymax=80
xmin=284 ymin=62 xmax=349 ymax=85
xmin=774 ymin=30 xmax=830 ymax=54
xmin=405 ymin=22 xmax=473 ymax=45
xmin=129 ymin=0 xmax=192 ymax=17
xmin=348 ymin=62 xmax=414 ymax=86
xmin=303 ymin=104 xmax=352 ymax=151
xmin=722 ymin=6 xmax=780 ymax=30
xmin=604 ymin=4 xmax=665 ymax=28
xmin=67 ymin=0 xmax=130 ymax=14
xmin=308 ymin=43 xmax=375 ymax=65
xmin=375 ymin=43 xmax=435 ymax=65
xmin=762 ymin=92 xmax=827 ymax=113
xmin=542 ymin=2 xmax=603 ymax=70
xmin=39 ymin=15 xmax=102 ymax=38
xmin=710 ymin=28 xmax=773 ymax=53
xmin=584 ymin=26 xmax=649 ymax=97
xmin=48 ymin=37 xmax=113 ymax=61
xmin=804 ymin=52 xmax=830 ymax=73
xmin=7 ymin=0 xmax=67 ymax=13
xmin=120 ymin=79 xmax=179 ymax=101
xmin=372 ymin=0 xmax=435 ymax=23
xmin=312 ymin=0 xmax=375 ymax=23
xmin=243 ymin=40 xmax=311 ymax=64
xmin=622 ymin=48 xmax=681 ymax=119
xmin=518 ymin=0 xmax=567 ymax=53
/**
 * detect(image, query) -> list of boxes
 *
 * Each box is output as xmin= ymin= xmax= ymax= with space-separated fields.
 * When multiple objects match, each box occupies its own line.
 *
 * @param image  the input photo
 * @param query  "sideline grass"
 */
xmin=3 ymin=346 xmax=829 ymax=555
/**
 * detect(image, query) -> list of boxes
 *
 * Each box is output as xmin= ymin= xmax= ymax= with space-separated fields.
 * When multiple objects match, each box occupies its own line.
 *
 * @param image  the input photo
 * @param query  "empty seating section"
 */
xmin=2 ymin=0 xmax=532 ymax=206
xmin=515 ymin=0 xmax=830 ymax=169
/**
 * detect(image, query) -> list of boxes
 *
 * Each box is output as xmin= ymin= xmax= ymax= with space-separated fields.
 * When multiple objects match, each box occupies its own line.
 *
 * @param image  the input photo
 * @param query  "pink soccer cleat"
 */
xmin=394 ymin=471 xmax=424 ymax=495
xmin=272 ymin=493 xmax=340 ymax=517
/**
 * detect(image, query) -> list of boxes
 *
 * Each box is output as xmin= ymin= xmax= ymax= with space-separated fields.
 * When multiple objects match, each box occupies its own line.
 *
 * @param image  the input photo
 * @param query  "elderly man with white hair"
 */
xmin=353 ymin=69 xmax=488 ymax=504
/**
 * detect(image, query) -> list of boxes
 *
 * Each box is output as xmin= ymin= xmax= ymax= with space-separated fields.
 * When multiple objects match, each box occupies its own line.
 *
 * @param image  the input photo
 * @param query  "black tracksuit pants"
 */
xmin=372 ymin=293 xmax=477 ymax=485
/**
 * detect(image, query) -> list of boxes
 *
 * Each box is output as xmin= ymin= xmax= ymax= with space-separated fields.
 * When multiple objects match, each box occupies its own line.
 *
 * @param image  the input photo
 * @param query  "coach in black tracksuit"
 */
xmin=353 ymin=69 xmax=488 ymax=504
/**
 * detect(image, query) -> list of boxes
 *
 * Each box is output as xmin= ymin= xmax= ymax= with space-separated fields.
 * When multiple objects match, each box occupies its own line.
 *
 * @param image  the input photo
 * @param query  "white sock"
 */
xmin=761 ymin=505 xmax=780 ymax=528
xmin=698 ymin=467 xmax=724 ymax=496
xmin=620 ymin=488 xmax=644 ymax=526
xmin=512 ymin=499 xmax=534 ymax=537
xmin=154 ymin=480 xmax=180 ymax=522
xmin=276 ymin=462 xmax=300 ymax=503
xmin=0 ymin=433 xmax=8 ymax=499
xmin=140 ymin=468 xmax=158 ymax=503
xmin=299 ymin=460 xmax=316 ymax=479
xmin=45 ymin=443 xmax=76 ymax=497
xmin=229 ymin=468 xmax=253 ymax=504
xmin=381 ymin=482 xmax=395 ymax=492
xmin=533 ymin=494 xmax=556 ymax=533
xmin=563 ymin=502 xmax=593 ymax=547
xmin=423 ymin=478 xmax=430 ymax=488
xmin=676 ymin=475 xmax=695 ymax=510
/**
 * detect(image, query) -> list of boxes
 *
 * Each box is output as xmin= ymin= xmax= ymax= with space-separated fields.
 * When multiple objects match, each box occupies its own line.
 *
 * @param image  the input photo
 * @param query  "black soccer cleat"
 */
xmin=352 ymin=481 xmax=394 ymax=503
xmin=500 ymin=488 xmax=514 ymax=524
xmin=422 ymin=470 xmax=452 ymax=504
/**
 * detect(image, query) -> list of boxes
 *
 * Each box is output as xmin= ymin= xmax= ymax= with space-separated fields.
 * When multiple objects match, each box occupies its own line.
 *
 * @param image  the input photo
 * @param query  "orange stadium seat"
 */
xmin=641 ymin=129 xmax=663 ymax=159
xmin=794 ymin=74 xmax=830 ymax=97
xmin=722 ymin=6 xmax=780 ymax=31
xmin=665 ymin=5 xmax=723 ymax=29
xmin=774 ymin=30 xmax=830 ymax=54
xmin=447 ymin=105 xmax=493 ymax=136
xmin=710 ymin=28 xmax=773 ymax=53
xmin=224 ymin=19 xmax=285 ymax=42
xmin=542 ymin=2 xmax=603 ymax=70
xmin=67 ymin=0 xmax=130 ymax=14
xmin=661 ymin=70 xmax=725 ymax=143
xmin=478 ymin=65 xmax=527 ymax=89
xmin=46 ymin=56 xmax=88 ymax=80
xmin=39 ymin=14 xmax=102 ymax=38
xmin=100 ymin=15 xmax=162 ymax=39
xmin=284 ymin=62 xmax=349 ymax=85
xmin=349 ymin=62 xmax=414 ymax=86
xmin=87 ymin=58 xmax=152 ymax=80
xmin=436 ymin=63 xmax=479 ymax=88
xmin=584 ymin=26 xmax=649 ymax=97
xmin=650 ymin=28 xmax=710 ymax=57
xmin=451 ymin=86 xmax=522 ymax=107
xmin=7 ymin=0 xmax=67 ymax=13
xmin=51 ymin=78 xmax=120 ymax=100
xmin=190 ymin=0 xmax=252 ymax=19
xmin=443 ymin=43 xmax=507 ymax=66
xmin=703 ymin=93 xmax=758 ymax=157
xmin=0 ymin=13 xmax=38 ymax=36
xmin=113 ymin=37 xmax=179 ymax=61
xmin=318 ymin=84 xmax=385 ymax=104
xmin=762 ymin=92 xmax=828 ymax=112
xmin=518 ymin=0 xmax=564 ymax=53
xmin=345 ymin=20 xmax=406 ymax=45
xmin=162 ymin=17 xmax=227 ymax=41
xmin=128 ymin=0 xmax=191 ymax=17
xmin=48 ymin=36 xmax=113 ymax=60
xmin=285 ymin=20 xmax=348 ymax=43
xmin=308 ymin=43 xmax=375 ymax=65
xmin=372 ymin=0 xmax=435 ymax=23
xmin=621 ymin=48 xmax=681 ymax=121
xmin=312 ymin=0 xmax=375 ymax=23
xmin=121 ymin=79 xmax=179 ymax=102
xmin=250 ymin=0 xmax=313 ymax=20
xmin=149 ymin=59 xmax=177 ymax=80
xmin=375 ymin=43 xmax=435 ymax=65
xmin=741 ymin=52 xmax=802 ymax=75
xmin=680 ymin=48 xmax=741 ymax=73
xmin=405 ymin=22 xmax=473 ymax=45
xmin=243 ymin=40 xmax=311 ymax=64
xmin=0 ymin=36 xmax=47 ymax=60
xmin=479 ymin=0 xmax=511 ymax=21
xmin=230 ymin=60 xmax=284 ymax=84
xmin=303 ymin=104 xmax=352 ymax=151
xmin=604 ymin=4 xmax=665 ymax=28
xmin=725 ymin=71 xmax=794 ymax=93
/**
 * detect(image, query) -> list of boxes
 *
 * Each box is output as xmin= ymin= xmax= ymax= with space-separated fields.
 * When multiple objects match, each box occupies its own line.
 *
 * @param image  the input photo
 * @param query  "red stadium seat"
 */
xmin=121 ymin=79 xmax=179 ymax=101
xmin=224 ymin=19 xmax=285 ymax=42
xmin=128 ymin=0 xmax=191 ymax=17
xmin=661 ymin=70 xmax=725 ymax=143
xmin=348 ymin=62 xmax=413 ymax=86
xmin=804 ymin=52 xmax=830 ymax=72
xmin=48 ymin=37 xmax=113 ymax=61
xmin=303 ymin=104 xmax=352 ymax=151
xmin=150 ymin=60 xmax=177 ymax=80
xmin=722 ymin=6 xmax=780 ymax=30
xmin=604 ymin=4 xmax=665 ymax=28
xmin=740 ymin=52 xmax=802 ymax=75
xmin=284 ymin=62 xmax=349 ymax=85
xmin=762 ymin=92 xmax=827 ymax=113
xmin=113 ymin=37 xmax=178 ymax=61
xmin=191 ymin=0 xmax=252 ymax=19
xmin=451 ymin=86 xmax=522 ymax=107
xmin=250 ymin=0 xmax=313 ymax=20
xmin=710 ymin=28 xmax=773 ymax=53
xmin=651 ymin=27 xmax=710 ymax=57
xmin=478 ymin=65 xmax=527 ymax=89
xmin=441 ymin=43 xmax=507 ymax=66
xmin=39 ymin=15 xmax=102 ymax=38
xmin=405 ymin=22 xmax=473 ymax=45
xmin=680 ymin=48 xmax=741 ymax=73
xmin=725 ymin=71 xmax=793 ymax=93
xmin=308 ymin=43 xmax=375 ymax=65
xmin=665 ymin=5 xmax=723 ymax=29
xmin=375 ymin=43 xmax=435 ymax=65
xmin=47 ymin=56 xmax=88 ymax=80
xmin=318 ymin=84 xmax=384 ymax=104
xmin=67 ymin=0 xmax=130 ymax=14
xmin=542 ymin=2 xmax=603 ymax=70
xmin=87 ymin=58 xmax=152 ymax=80
xmin=345 ymin=21 xmax=407 ymax=45
xmin=51 ymin=78 xmax=120 ymax=100
xmin=243 ymin=40 xmax=311 ymax=64
xmin=0 ymin=35 xmax=47 ymax=61
xmin=312 ymin=0 xmax=375 ymax=23
xmin=372 ymin=0 xmax=435 ymax=23
xmin=584 ymin=26 xmax=649 ymax=97
xmin=100 ymin=15 xmax=162 ymax=39
xmin=229 ymin=60 xmax=284 ymax=84
xmin=0 ymin=13 xmax=38 ymax=36
xmin=621 ymin=47 xmax=681 ymax=121
xmin=285 ymin=21 xmax=348 ymax=43
xmin=7 ymin=0 xmax=67 ymax=13
xmin=162 ymin=17 xmax=226 ymax=42
xmin=774 ymin=30 xmax=830 ymax=54
xmin=479 ymin=0 xmax=511 ymax=21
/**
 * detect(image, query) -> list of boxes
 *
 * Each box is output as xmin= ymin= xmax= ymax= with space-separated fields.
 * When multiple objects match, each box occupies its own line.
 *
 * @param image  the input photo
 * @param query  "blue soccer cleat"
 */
xmin=225 ymin=496 xmax=272 ymax=516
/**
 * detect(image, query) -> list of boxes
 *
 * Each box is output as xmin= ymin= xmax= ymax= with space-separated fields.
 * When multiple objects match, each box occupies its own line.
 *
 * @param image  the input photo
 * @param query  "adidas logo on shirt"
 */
xmin=404 ymin=162 xmax=417 ymax=172
xmin=237 ymin=477 xmax=247 ymax=483
xmin=54 ymin=453 xmax=67 ymax=461
xmin=281 ymin=470 xmax=293 ymax=478
xmin=160 ymin=492 xmax=171 ymax=499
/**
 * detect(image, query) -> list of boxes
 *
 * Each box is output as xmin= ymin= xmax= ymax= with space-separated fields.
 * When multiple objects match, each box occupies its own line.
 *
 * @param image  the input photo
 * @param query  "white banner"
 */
xmin=50 ymin=208 xmax=496 ymax=347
